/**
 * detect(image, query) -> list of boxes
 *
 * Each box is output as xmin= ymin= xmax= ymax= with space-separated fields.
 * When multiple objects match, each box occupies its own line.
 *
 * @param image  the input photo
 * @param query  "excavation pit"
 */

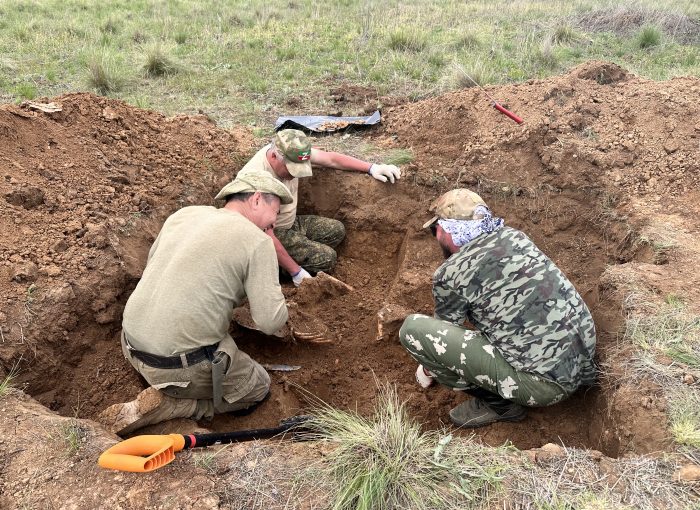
xmin=4 ymin=64 xmax=699 ymax=468
xmin=18 ymin=169 xmax=647 ymax=458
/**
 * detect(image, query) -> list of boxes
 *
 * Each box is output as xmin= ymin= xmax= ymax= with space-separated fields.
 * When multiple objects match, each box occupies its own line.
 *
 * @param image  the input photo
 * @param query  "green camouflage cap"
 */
xmin=215 ymin=169 xmax=294 ymax=204
xmin=422 ymin=189 xmax=487 ymax=229
xmin=274 ymin=129 xmax=313 ymax=178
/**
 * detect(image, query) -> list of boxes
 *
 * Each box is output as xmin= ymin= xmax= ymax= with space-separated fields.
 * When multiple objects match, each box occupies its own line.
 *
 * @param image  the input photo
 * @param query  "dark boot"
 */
xmin=449 ymin=387 xmax=526 ymax=428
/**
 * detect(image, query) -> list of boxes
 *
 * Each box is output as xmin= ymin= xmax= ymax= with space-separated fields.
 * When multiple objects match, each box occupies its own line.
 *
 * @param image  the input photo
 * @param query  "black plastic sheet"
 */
xmin=274 ymin=111 xmax=381 ymax=133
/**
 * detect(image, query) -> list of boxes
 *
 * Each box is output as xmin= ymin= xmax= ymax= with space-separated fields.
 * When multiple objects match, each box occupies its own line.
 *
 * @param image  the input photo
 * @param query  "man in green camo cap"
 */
xmin=99 ymin=170 xmax=295 ymax=435
xmin=237 ymin=128 xmax=402 ymax=286
xmin=400 ymin=188 xmax=597 ymax=428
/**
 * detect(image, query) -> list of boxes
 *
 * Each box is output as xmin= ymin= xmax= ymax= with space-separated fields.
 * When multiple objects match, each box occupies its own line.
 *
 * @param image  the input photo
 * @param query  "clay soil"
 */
xmin=1 ymin=62 xmax=700 ymax=507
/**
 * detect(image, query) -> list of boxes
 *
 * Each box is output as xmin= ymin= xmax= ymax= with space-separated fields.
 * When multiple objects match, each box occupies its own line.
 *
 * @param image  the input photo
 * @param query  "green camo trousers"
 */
xmin=275 ymin=215 xmax=345 ymax=274
xmin=399 ymin=314 xmax=570 ymax=407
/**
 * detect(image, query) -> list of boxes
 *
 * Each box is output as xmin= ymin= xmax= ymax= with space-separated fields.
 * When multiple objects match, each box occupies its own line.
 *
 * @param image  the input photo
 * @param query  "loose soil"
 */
xmin=1 ymin=62 xmax=700 ymax=507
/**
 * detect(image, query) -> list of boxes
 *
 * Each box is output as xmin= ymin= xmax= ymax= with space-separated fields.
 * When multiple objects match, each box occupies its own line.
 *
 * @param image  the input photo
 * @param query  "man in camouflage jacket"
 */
xmin=400 ymin=189 xmax=597 ymax=428
xmin=237 ymin=129 xmax=401 ymax=286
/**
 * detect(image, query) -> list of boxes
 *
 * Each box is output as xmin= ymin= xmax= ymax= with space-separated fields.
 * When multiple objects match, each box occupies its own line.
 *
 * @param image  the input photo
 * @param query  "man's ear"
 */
xmin=250 ymin=191 xmax=263 ymax=208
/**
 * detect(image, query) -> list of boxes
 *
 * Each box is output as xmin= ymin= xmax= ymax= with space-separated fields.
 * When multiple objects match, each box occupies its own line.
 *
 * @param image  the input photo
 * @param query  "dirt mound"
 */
xmin=1 ymin=63 xmax=700 ymax=485
xmin=0 ymin=93 xmax=254 ymax=415
xmin=385 ymin=61 xmax=699 ymax=204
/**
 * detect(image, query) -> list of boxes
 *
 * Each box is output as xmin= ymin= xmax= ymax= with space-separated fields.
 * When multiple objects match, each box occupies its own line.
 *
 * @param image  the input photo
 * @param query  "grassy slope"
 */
xmin=0 ymin=0 xmax=698 ymax=128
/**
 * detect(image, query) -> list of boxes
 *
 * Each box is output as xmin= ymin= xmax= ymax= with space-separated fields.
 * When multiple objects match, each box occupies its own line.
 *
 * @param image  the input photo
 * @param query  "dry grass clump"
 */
xmin=509 ymin=445 xmax=698 ymax=509
xmin=622 ymin=295 xmax=700 ymax=449
xmin=143 ymin=44 xmax=182 ymax=77
xmin=626 ymin=295 xmax=700 ymax=370
xmin=576 ymin=6 xmax=700 ymax=43
xmin=0 ymin=360 xmax=21 ymax=398
xmin=387 ymin=28 xmax=428 ymax=52
xmin=452 ymin=61 xmax=496 ymax=89
xmin=85 ymin=51 xmax=127 ymax=95
xmin=303 ymin=384 xmax=507 ymax=510
xmin=215 ymin=443 xmax=305 ymax=509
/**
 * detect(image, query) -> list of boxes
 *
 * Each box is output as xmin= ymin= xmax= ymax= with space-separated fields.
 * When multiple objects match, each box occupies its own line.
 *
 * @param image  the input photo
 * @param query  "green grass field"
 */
xmin=0 ymin=0 xmax=698 ymax=128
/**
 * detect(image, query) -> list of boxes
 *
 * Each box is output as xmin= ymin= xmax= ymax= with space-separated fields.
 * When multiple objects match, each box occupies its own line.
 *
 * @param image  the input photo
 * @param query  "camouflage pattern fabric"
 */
xmin=400 ymin=314 xmax=568 ymax=406
xmin=274 ymin=215 xmax=345 ymax=274
xmin=430 ymin=226 xmax=597 ymax=394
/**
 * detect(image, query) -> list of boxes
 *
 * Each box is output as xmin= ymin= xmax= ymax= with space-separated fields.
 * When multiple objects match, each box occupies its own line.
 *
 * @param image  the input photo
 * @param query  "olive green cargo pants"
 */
xmin=121 ymin=332 xmax=270 ymax=420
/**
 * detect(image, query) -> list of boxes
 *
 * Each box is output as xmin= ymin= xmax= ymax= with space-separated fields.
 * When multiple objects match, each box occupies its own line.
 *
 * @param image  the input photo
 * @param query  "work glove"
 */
xmin=369 ymin=164 xmax=401 ymax=184
xmin=291 ymin=267 xmax=312 ymax=287
xmin=415 ymin=364 xmax=434 ymax=388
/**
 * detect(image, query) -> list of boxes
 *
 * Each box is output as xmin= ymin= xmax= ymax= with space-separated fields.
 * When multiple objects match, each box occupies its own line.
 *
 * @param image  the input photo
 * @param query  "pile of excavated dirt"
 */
xmin=1 ymin=62 xmax=700 ymax=507
xmin=0 ymin=93 xmax=255 ymax=416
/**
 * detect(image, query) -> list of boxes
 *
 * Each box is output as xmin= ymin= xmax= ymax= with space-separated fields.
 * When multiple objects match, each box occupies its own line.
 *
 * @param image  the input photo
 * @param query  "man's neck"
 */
xmin=223 ymin=202 xmax=253 ymax=223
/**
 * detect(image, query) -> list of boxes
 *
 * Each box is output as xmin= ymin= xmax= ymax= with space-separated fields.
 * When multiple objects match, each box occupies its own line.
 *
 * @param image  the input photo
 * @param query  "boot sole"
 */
xmin=100 ymin=387 xmax=164 ymax=435
xmin=450 ymin=409 xmax=527 ymax=429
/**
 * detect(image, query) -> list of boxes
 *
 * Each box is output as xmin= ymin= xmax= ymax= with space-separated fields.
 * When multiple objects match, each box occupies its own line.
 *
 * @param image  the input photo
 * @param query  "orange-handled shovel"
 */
xmin=98 ymin=415 xmax=312 ymax=473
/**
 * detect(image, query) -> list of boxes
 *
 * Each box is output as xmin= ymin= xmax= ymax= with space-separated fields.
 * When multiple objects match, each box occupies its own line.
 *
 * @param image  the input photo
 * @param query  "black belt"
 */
xmin=129 ymin=343 xmax=219 ymax=369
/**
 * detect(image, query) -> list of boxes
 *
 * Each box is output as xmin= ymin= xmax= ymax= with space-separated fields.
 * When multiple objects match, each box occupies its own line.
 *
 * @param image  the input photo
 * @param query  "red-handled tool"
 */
xmin=456 ymin=66 xmax=524 ymax=124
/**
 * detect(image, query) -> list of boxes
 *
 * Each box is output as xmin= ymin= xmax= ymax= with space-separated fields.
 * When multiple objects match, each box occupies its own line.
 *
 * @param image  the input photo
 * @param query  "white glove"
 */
xmin=369 ymin=164 xmax=401 ymax=184
xmin=415 ymin=364 xmax=434 ymax=388
xmin=292 ymin=267 xmax=312 ymax=287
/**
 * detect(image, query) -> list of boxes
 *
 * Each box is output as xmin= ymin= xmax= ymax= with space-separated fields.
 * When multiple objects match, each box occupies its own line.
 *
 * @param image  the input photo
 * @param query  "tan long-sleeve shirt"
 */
xmin=238 ymin=145 xmax=300 ymax=229
xmin=123 ymin=206 xmax=287 ymax=356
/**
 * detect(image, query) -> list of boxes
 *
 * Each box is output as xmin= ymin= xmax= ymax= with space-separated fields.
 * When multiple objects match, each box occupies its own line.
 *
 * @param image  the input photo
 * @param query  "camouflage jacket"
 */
xmin=433 ymin=226 xmax=597 ymax=391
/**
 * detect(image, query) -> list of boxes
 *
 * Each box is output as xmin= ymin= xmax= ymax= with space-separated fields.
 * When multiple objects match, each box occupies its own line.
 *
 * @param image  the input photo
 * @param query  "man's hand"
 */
xmin=292 ymin=267 xmax=312 ymax=287
xmin=369 ymin=164 xmax=401 ymax=183
xmin=415 ymin=364 xmax=434 ymax=388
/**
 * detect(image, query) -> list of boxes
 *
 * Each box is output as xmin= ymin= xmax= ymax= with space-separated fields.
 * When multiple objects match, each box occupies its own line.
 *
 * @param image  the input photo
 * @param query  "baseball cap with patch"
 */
xmin=274 ymin=129 xmax=313 ymax=178
xmin=422 ymin=189 xmax=487 ymax=229
xmin=215 ymin=169 xmax=294 ymax=204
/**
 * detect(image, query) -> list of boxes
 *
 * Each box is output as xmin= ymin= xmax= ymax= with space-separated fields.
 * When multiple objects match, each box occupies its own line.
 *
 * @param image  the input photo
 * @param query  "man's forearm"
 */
xmin=268 ymin=230 xmax=301 ymax=275
xmin=313 ymin=151 xmax=372 ymax=173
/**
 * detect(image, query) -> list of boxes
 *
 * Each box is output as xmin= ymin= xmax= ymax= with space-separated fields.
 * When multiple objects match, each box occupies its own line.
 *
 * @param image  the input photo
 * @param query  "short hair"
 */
xmin=225 ymin=191 xmax=278 ymax=204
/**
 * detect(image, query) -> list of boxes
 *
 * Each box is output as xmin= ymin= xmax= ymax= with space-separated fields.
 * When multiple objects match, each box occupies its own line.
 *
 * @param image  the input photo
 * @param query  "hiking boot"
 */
xmin=449 ymin=398 xmax=527 ymax=428
xmin=99 ymin=387 xmax=198 ymax=436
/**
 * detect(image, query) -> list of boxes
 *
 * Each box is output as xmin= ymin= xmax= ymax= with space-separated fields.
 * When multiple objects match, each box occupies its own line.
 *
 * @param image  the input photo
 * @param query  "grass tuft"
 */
xmin=537 ymin=37 xmax=560 ymax=69
xmin=669 ymin=386 xmax=700 ymax=448
xmin=625 ymin=298 xmax=700 ymax=367
xmin=143 ymin=44 xmax=182 ymax=77
xmin=13 ymin=83 xmax=37 ymax=100
xmin=0 ymin=371 xmax=16 ymax=398
xmin=303 ymin=383 xmax=505 ymax=510
xmin=174 ymin=30 xmax=188 ymax=45
xmin=61 ymin=419 xmax=86 ymax=456
xmin=623 ymin=295 xmax=700 ymax=448
xmin=85 ymin=51 xmax=127 ymax=95
xmin=454 ymin=32 xmax=480 ymax=49
xmin=384 ymin=148 xmax=414 ymax=166
xmin=638 ymin=24 xmax=662 ymax=49
xmin=452 ymin=61 xmax=496 ymax=89
xmin=551 ymin=24 xmax=581 ymax=45
xmin=387 ymin=28 xmax=428 ymax=52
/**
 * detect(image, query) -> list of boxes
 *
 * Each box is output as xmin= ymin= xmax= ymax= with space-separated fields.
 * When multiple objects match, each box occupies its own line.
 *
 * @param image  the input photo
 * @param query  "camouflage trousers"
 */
xmin=275 ymin=215 xmax=345 ymax=274
xmin=399 ymin=314 xmax=570 ymax=407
